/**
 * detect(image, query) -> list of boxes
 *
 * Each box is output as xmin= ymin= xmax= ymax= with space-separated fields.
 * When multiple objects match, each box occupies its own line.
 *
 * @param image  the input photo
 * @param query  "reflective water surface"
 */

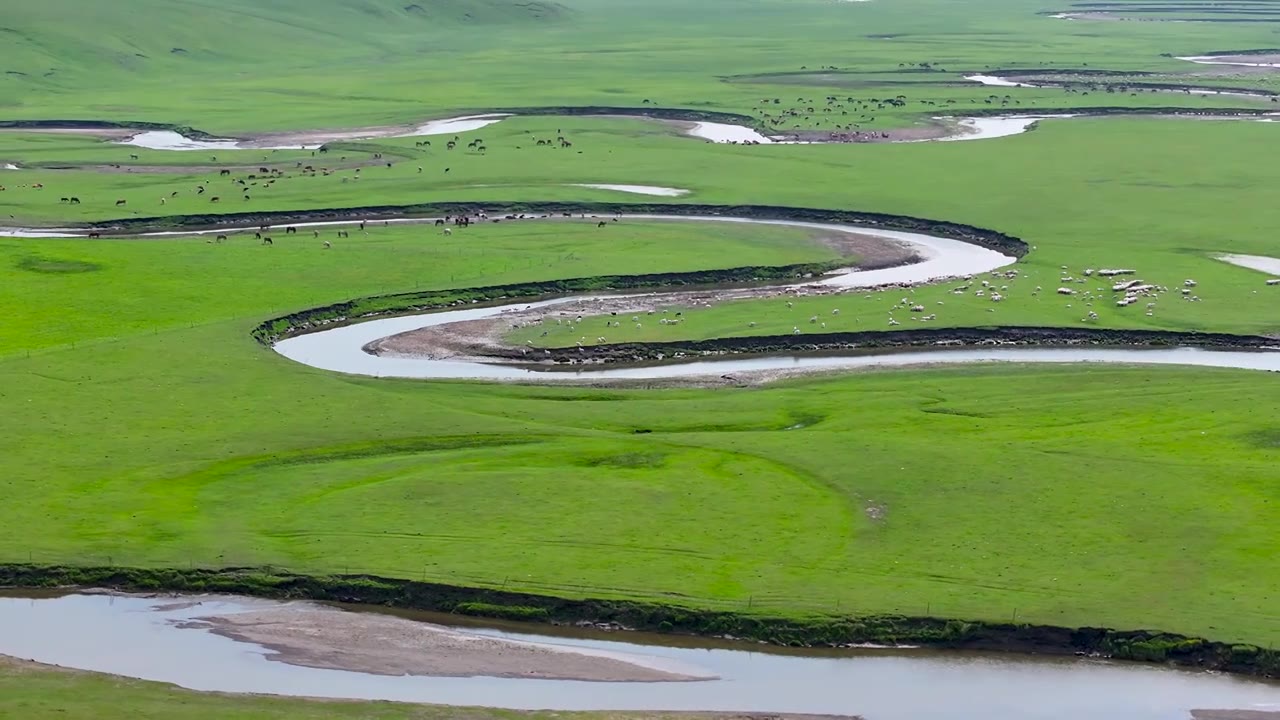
xmin=0 ymin=593 xmax=1276 ymax=719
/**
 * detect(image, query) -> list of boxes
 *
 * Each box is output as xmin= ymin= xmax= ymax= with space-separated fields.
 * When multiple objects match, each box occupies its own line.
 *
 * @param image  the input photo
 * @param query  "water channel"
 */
xmin=0 ymin=593 xmax=1275 ymax=719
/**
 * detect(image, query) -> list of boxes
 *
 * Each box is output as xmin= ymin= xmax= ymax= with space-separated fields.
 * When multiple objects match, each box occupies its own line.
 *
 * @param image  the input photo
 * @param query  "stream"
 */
xmin=0 ymin=593 xmax=1275 ymax=719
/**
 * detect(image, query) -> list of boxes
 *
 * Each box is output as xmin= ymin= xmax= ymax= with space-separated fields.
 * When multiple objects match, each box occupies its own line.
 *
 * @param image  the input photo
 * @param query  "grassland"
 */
xmin=0 ymin=219 xmax=836 ymax=352
xmin=2 ymin=2 xmax=1280 ymax=710
xmin=3 ymin=0 xmax=1280 ymax=133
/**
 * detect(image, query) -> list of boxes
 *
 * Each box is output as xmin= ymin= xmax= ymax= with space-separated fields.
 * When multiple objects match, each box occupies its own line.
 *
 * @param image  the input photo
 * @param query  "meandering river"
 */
xmin=0 ymin=593 xmax=1275 ymax=718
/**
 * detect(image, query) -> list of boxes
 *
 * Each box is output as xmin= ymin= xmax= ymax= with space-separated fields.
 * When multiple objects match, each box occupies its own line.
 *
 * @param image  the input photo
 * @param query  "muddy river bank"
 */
xmin=485 ymin=326 xmax=1280 ymax=365
xmin=0 ymin=589 xmax=1276 ymax=718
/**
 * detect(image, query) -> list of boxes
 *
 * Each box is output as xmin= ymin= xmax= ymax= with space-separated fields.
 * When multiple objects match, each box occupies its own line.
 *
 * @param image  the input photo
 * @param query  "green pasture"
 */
xmin=3 ymin=0 xmax=1280 ymax=132
xmin=0 ymin=220 xmax=835 ymax=353
xmin=2 ymin=0 xmax=1280 ymax=698
xmin=2 ymin=317 xmax=1277 ymax=643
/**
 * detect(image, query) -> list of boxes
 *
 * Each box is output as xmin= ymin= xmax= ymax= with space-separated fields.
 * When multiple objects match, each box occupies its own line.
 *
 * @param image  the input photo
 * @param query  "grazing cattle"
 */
xmin=418 ymin=167 xmax=423 ymax=173
xmin=443 ymin=227 xmax=452 ymax=235
xmin=435 ymin=218 xmax=445 ymax=226
xmin=262 ymin=237 xmax=273 ymax=245
xmin=197 ymin=186 xmax=205 ymax=194
xmin=313 ymin=230 xmax=319 ymax=238
xmin=70 ymin=197 xmax=80 ymax=204
xmin=323 ymin=241 xmax=331 ymax=249
xmin=115 ymin=199 xmax=127 ymax=206
xmin=215 ymin=235 xmax=227 ymax=243
xmin=444 ymin=167 xmax=450 ymax=173
xmin=160 ymin=197 xmax=166 ymax=204
xmin=60 ymin=197 xmax=69 ymax=203
xmin=88 ymin=232 xmax=101 ymax=239
xmin=210 ymin=196 xmax=220 ymax=203
xmin=255 ymin=232 xmax=262 ymax=240
xmin=170 ymin=191 xmax=179 ymax=197
xmin=597 ymin=221 xmax=607 ymax=228
xmin=219 ymin=169 xmax=231 ymax=177
xmin=285 ymin=226 xmax=297 ymax=235
xmin=130 ymin=154 xmax=139 ymax=160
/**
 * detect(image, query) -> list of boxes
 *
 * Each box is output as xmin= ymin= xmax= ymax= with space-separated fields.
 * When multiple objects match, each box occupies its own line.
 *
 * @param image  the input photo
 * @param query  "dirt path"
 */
xmin=187 ymin=605 xmax=710 ymax=682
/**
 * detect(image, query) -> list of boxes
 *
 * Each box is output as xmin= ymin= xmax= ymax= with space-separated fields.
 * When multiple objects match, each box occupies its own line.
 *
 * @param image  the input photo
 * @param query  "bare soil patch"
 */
xmin=188 ymin=605 xmax=710 ymax=682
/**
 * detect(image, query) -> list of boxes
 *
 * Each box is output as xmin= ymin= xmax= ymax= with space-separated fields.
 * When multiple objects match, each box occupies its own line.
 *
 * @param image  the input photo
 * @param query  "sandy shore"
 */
xmin=772 ymin=122 xmax=960 ymax=143
xmin=184 ymin=605 xmax=711 ymax=682
xmin=1203 ymin=54 xmax=1280 ymax=66
xmin=367 ymin=228 xmax=919 ymax=374
xmin=1191 ymin=711 xmax=1280 ymax=720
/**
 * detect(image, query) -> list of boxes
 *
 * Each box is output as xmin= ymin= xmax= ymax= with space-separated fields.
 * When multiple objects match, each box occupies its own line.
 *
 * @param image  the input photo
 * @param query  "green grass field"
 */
xmin=0 ymin=219 xmax=836 ymax=352
xmin=4 ymin=0 xmax=1280 ymax=712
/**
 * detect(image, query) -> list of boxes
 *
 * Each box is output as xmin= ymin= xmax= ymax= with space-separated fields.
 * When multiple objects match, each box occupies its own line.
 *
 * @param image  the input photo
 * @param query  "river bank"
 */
xmin=1 ymin=565 xmax=1276 ymax=680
